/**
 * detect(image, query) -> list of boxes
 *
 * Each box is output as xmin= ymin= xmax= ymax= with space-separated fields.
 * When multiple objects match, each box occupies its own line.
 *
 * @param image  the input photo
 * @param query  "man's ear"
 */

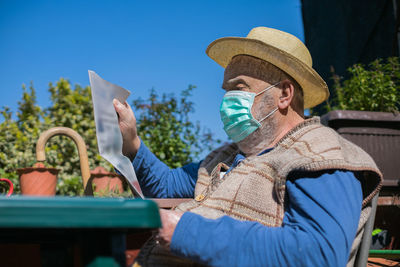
xmin=277 ymin=80 xmax=295 ymax=110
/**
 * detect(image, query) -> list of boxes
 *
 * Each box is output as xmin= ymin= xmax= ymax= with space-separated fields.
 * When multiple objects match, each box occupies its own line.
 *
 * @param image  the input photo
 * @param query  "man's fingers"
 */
xmin=113 ymin=98 xmax=122 ymax=113
xmin=158 ymin=209 xmax=183 ymax=246
xmin=124 ymin=100 xmax=134 ymax=114
xmin=113 ymin=99 xmax=130 ymax=119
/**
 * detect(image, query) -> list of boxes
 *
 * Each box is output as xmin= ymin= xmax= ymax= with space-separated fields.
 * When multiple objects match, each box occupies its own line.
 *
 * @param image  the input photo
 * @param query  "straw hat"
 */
xmin=206 ymin=27 xmax=329 ymax=109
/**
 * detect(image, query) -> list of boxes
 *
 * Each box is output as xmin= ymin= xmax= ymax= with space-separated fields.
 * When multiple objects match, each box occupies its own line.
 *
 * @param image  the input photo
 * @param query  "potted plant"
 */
xmin=320 ymin=58 xmax=400 ymax=252
xmin=321 ymin=57 xmax=400 ymax=188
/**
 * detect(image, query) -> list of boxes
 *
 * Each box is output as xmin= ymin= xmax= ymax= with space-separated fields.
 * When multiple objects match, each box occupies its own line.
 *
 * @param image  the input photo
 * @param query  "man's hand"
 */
xmin=157 ymin=209 xmax=183 ymax=247
xmin=113 ymin=99 xmax=141 ymax=161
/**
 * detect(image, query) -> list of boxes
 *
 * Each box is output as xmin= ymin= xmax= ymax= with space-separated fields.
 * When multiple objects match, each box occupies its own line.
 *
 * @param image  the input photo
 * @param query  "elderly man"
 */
xmin=114 ymin=27 xmax=382 ymax=266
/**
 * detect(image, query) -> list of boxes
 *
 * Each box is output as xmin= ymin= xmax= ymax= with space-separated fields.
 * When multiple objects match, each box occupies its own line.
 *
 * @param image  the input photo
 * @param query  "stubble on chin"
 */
xmin=237 ymin=116 xmax=277 ymax=156
xmin=237 ymin=94 xmax=278 ymax=156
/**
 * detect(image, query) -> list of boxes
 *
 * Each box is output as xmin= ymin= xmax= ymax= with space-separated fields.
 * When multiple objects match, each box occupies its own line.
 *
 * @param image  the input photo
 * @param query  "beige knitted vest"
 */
xmin=175 ymin=117 xmax=382 ymax=266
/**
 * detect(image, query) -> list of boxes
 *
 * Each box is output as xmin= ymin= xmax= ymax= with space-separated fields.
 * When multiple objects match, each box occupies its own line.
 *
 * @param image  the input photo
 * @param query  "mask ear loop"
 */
xmin=255 ymin=81 xmax=281 ymax=96
xmin=256 ymin=81 xmax=281 ymax=124
xmin=258 ymin=107 xmax=278 ymax=124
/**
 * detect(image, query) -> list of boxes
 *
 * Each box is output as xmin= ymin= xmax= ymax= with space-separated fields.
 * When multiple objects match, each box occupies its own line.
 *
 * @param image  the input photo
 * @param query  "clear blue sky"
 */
xmin=0 ymin=0 xmax=304 ymax=144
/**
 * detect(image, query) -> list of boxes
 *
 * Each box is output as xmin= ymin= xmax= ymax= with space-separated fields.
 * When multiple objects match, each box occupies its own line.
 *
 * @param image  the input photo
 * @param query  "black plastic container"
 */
xmin=321 ymin=110 xmax=400 ymax=189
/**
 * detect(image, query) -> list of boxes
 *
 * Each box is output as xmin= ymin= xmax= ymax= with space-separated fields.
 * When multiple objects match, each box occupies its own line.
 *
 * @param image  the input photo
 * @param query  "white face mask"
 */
xmin=220 ymin=82 xmax=279 ymax=142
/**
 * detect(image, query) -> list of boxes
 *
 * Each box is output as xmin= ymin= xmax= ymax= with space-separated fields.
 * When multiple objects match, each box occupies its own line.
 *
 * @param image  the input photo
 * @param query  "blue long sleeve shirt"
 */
xmin=132 ymin=141 xmax=363 ymax=266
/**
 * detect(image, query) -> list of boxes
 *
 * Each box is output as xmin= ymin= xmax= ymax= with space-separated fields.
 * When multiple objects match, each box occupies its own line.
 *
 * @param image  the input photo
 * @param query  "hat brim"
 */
xmin=206 ymin=37 xmax=329 ymax=109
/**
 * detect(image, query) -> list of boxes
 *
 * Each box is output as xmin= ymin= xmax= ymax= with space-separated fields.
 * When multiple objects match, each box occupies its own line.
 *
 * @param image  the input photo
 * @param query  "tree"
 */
xmin=133 ymin=85 xmax=220 ymax=168
xmin=0 ymin=79 xmax=220 ymax=195
xmin=0 ymin=79 xmax=104 ymax=195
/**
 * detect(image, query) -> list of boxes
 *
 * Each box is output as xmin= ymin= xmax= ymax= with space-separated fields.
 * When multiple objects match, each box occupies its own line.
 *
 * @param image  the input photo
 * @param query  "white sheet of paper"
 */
xmin=88 ymin=70 xmax=143 ymax=198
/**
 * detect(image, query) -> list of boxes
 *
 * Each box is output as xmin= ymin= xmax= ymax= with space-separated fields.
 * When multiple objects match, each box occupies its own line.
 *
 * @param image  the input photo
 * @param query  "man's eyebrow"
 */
xmin=222 ymin=78 xmax=251 ymax=90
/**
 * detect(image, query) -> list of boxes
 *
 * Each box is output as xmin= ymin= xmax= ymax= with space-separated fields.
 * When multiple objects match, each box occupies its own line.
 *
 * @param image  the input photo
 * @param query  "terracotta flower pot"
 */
xmin=17 ymin=163 xmax=59 ymax=196
xmin=90 ymin=166 xmax=126 ymax=196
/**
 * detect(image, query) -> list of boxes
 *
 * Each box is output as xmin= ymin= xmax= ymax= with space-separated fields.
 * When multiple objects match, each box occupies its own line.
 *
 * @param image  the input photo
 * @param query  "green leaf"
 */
xmin=326 ymin=57 xmax=400 ymax=112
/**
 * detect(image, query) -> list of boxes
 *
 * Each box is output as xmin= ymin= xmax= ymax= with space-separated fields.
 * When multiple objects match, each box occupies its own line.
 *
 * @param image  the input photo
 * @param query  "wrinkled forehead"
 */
xmin=223 ymin=55 xmax=277 ymax=85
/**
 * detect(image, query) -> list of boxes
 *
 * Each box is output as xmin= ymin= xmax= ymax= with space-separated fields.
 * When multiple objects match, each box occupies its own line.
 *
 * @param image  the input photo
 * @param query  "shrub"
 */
xmin=327 ymin=57 xmax=400 ymax=112
xmin=0 ymin=79 xmax=220 ymax=196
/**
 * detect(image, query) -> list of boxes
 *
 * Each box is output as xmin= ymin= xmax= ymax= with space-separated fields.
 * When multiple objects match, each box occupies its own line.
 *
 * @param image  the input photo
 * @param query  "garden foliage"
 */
xmin=133 ymin=86 xmax=218 ymax=168
xmin=0 ymin=79 xmax=219 ymax=196
xmin=327 ymin=57 xmax=400 ymax=112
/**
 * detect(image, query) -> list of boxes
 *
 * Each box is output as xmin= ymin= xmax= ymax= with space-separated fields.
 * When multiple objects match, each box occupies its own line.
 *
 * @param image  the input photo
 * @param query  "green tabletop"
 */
xmin=369 ymin=250 xmax=400 ymax=260
xmin=0 ymin=196 xmax=161 ymax=229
